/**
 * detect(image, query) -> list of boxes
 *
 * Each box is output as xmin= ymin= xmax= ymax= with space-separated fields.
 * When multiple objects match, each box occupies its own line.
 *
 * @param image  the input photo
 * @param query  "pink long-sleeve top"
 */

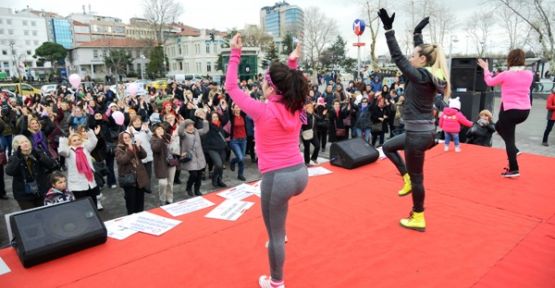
xmin=483 ymin=67 xmax=533 ymax=111
xmin=225 ymin=48 xmax=303 ymax=174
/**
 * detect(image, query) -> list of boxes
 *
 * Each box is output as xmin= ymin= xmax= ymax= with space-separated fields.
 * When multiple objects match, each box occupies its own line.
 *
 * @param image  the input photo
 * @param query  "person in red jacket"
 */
xmin=542 ymin=89 xmax=555 ymax=146
xmin=439 ymin=97 xmax=473 ymax=152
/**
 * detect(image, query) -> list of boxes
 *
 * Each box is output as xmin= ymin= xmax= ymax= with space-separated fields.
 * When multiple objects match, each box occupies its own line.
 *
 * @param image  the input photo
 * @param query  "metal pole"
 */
xmin=357 ymin=35 xmax=361 ymax=81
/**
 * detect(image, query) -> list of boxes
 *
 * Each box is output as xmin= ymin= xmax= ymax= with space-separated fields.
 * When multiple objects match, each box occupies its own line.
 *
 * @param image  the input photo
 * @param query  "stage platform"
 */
xmin=1 ymin=144 xmax=554 ymax=287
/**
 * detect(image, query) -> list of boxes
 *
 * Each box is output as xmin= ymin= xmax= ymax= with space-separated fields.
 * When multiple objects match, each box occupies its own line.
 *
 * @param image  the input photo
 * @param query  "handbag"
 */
xmin=118 ymin=173 xmax=136 ymax=188
xmin=0 ymin=151 xmax=6 ymax=166
xmin=166 ymin=152 xmax=179 ymax=167
xmin=371 ymin=122 xmax=383 ymax=133
xmin=302 ymin=129 xmax=314 ymax=140
xmin=180 ymin=136 xmax=196 ymax=163
xmin=335 ymin=128 xmax=346 ymax=137
xmin=342 ymin=117 xmax=352 ymax=127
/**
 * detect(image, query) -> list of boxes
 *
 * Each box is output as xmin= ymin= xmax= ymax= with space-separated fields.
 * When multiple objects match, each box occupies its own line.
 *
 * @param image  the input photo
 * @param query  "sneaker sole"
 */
xmin=502 ymin=174 xmax=520 ymax=178
xmin=398 ymin=191 xmax=412 ymax=197
xmin=400 ymin=223 xmax=426 ymax=232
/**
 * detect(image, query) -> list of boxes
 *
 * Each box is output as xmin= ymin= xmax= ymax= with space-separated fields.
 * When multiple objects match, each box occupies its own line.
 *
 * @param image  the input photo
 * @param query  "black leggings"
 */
xmin=495 ymin=109 xmax=529 ymax=171
xmin=542 ymin=119 xmax=554 ymax=143
xmin=123 ymin=186 xmax=144 ymax=215
xmin=186 ymin=169 xmax=203 ymax=193
xmin=207 ymin=149 xmax=225 ymax=184
xmin=382 ymin=131 xmax=436 ymax=212
xmin=302 ymin=137 xmax=320 ymax=164
xmin=316 ymin=126 xmax=328 ymax=150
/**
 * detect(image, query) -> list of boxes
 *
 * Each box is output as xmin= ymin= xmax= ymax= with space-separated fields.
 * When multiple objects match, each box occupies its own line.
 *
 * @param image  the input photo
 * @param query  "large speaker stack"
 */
xmin=449 ymin=58 xmax=495 ymax=141
xmin=7 ymin=198 xmax=107 ymax=267
xmin=330 ymin=138 xmax=379 ymax=169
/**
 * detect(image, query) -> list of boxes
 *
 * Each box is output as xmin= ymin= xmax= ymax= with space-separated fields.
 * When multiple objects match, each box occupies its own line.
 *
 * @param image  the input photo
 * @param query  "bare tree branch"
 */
xmin=303 ymin=7 xmax=338 ymax=71
xmin=143 ymin=0 xmax=184 ymax=45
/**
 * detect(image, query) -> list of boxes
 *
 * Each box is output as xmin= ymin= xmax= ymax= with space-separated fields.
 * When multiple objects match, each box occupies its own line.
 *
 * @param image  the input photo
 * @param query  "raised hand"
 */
xmin=477 ymin=58 xmax=489 ymax=71
xmin=230 ymin=33 xmax=242 ymax=50
xmin=414 ymin=17 xmax=430 ymax=34
xmin=377 ymin=8 xmax=395 ymax=30
xmin=289 ymin=41 xmax=302 ymax=61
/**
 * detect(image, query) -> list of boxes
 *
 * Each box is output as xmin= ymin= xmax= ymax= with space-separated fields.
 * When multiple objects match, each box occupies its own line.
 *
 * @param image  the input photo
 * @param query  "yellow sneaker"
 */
xmin=400 ymin=211 xmax=426 ymax=232
xmin=398 ymin=173 xmax=412 ymax=197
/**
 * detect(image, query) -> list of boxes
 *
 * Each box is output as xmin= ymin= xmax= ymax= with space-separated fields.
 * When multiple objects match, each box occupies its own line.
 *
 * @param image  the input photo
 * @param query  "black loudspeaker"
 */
xmin=450 ymin=58 xmax=492 ymax=92
xmin=451 ymin=91 xmax=494 ymax=142
xmin=9 ymin=198 xmax=107 ymax=267
xmin=330 ymin=138 xmax=379 ymax=169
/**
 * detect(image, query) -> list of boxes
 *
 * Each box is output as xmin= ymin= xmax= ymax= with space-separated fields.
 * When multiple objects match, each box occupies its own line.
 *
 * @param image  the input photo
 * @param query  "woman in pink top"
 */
xmin=478 ymin=49 xmax=533 ymax=177
xmin=226 ymin=34 xmax=309 ymax=288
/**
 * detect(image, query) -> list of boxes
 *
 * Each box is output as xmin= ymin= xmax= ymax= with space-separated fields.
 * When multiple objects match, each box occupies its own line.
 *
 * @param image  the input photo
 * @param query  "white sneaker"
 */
xmin=265 ymin=235 xmax=288 ymax=248
xmin=110 ymin=185 xmax=117 ymax=189
xmin=455 ymin=146 xmax=461 ymax=152
xmin=444 ymin=145 xmax=449 ymax=152
xmin=310 ymin=160 xmax=319 ymax=166
xmin=259 ymin=275 xmax=285 ymax=288
xmin=96 ymin=201 xmax=104 ymax=211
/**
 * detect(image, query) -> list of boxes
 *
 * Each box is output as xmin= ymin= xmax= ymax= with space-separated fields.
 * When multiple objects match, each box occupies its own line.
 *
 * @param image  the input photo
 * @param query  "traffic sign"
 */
xmin=353 ymin=43 xmax=366 ymax=47
xmin=353 ymin=19 xmax=366 ymax=36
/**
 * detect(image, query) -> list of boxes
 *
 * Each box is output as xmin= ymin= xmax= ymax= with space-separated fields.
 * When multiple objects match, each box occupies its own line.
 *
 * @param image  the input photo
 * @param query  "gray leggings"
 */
xmin=261 ymin=163 xmax=308 ymax=281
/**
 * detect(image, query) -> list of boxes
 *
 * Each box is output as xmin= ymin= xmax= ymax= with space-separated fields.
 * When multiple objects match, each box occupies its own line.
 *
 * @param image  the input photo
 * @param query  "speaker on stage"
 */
xmin=330 ymin=138 xmax=379 ymax=169
xmin=450 ymin=58 xmax=492 ymax=92
xmin=8 ymin=198 xmax=107 ymax=268
xmin=451 ymin=91 xmax=494 ymax=142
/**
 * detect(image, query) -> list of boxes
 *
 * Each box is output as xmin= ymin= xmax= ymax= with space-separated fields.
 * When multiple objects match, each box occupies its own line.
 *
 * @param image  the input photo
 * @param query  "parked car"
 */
xmin=41 ymin=84 xmax=58 ymax=96
xmin=146 ymin=79 xmax=168 ymax=91
xmin=0 ymin=83 xmax=41 ymax=96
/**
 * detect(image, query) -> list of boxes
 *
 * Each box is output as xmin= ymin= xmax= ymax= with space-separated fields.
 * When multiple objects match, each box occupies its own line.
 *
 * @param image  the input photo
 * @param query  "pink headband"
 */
xmin=264 ymin=70 xmax=281 ymax=94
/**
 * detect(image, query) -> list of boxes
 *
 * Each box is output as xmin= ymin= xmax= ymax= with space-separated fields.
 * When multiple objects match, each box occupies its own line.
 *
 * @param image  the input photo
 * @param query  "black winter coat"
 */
xmin=5 ymin=150 xmax=58 ymax=201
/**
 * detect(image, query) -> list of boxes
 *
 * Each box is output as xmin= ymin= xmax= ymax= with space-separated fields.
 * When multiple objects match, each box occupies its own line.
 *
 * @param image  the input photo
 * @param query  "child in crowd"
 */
xmin=466 ymin=110 xmax=496 ymax=147
xmin=439 ymin=97 xmax=473 ymax=152
xmin=44 ymin=172 xmax=75 ymax=206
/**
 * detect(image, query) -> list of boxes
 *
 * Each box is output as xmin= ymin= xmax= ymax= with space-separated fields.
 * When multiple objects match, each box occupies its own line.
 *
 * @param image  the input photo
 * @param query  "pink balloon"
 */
xmin=127 ymin=83 xmax=138 ymax=97
xmin=112 ymin=111 xmax=124 ymax=126
xmin=69 ymin=74 xmax=81 ymax=89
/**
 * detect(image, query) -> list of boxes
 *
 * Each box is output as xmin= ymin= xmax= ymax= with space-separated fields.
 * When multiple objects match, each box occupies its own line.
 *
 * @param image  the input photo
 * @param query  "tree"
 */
xmin=304 ymin=7 xmax=338 ymax=71
xmin=241 ymin=25 xmax=273 ymax=51
xmin=496 ymin=0 xmax=533 ymax=50
xmin=282 ymin=34 xmax=294 ymax=55
xmin=104 ymin=49 xmax=133 ymax=78
xmin=320 ymin=36 xmax=347 ymax=70
xmin=466 ymin=11 xmax=495 ymax=56
xmin=147 ymin=46 xmax=165 ymax=79
xmin=263 ymin=42 xmax=280 ymax=68
xmin=363 ymin=0 xmax=385 ymax=70
xmin=33 ymin=42 xmax=67 ymax=69
xmin=143 ymin=0 xmax=184 ymax=45
xmin=495 ymin=0 xmax=555 ymax=70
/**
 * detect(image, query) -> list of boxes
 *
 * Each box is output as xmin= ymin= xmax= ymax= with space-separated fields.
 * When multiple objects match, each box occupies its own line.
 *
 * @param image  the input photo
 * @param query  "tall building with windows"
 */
xmin=260 ymin=1 xmax=304 ymax=39
xmin=0 ymin=7 xmax=48 ymax=78
xmin=50 ymin=18 xmax=73 ymax=49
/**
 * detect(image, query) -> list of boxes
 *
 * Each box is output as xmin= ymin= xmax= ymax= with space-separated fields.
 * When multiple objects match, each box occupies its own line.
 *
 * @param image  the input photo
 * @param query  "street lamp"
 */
xmin=139 ymin=54 xmax=146 ymax=80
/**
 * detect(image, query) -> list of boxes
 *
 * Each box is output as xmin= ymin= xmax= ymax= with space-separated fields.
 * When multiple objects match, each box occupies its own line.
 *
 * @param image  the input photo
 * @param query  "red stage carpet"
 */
xmin=1 ymin=144 xmax=554 ymax=287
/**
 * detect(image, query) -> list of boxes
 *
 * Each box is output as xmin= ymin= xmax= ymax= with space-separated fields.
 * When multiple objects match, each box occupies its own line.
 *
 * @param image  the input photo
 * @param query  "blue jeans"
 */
xmin=355 ymin=128 xmax=372 ymax=143
xmin=1 ymin=135 xmax=12 ymax=155
xmin=444 ymin=132 xmax=460 ymax=147
xmin=230 ymin=138 xmax=247 ymax=176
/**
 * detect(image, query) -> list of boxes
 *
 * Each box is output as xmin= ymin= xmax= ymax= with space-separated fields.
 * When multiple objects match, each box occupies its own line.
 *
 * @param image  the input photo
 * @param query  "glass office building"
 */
xmin=51 ymin=18 xmax=73 ymax=49
xmin=260 ymin=2 xmax=304 ymax=39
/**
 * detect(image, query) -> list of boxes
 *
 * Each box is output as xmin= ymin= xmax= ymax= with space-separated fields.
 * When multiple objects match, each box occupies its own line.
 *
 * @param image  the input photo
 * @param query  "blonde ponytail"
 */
xmin=419 ymin=44 xmax=451 ymax=97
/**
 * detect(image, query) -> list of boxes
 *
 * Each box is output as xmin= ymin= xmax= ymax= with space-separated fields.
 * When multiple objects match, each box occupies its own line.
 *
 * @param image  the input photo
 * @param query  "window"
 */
xmin=24 ymin=30 xmax=29 ymax=36
xmin=206 ymin=62 xmax=211 ymax=72
xmin=25 ymin=40 xmax=31 ymax=45
xmin=34 ymin=40 xmax=38 ymax=45
xmin=0 ymin=29 xmax=3 ymax=34
xmin=1 ymin=50 xmax=6 ymax=56
xmin=0 ymin=19 xmax=3 ymax=24
xmin=184 ymin=63 xmax=189 ymax=73
xmin=23 ymin=20 xmax=28 ymax=26
xmin=184 ymin=45 xmax=188 ymax=55
xmin=32 ymin=31 xmax=37 ymax=36
xmin=8 ymin=29 xmax=13 ymax=35
xmin=31 ymin=21 xmax=36 ymax=26
xmin=206 ymin=44 xmax=210 ymax=54
xmin=93 ymin=49 xmax=98 ymax=58
xmin=196 ymin=62 xmax=202 ymax=73
xmin=26 ymin=50 xmax=31 ymax=55
xmin=6 ymin=19 xmax=11 ymax=25
xmin=179 ymin=62 xmax=183 ymax=70
xmin=178 ymin=45 xmax=182 ymax=55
